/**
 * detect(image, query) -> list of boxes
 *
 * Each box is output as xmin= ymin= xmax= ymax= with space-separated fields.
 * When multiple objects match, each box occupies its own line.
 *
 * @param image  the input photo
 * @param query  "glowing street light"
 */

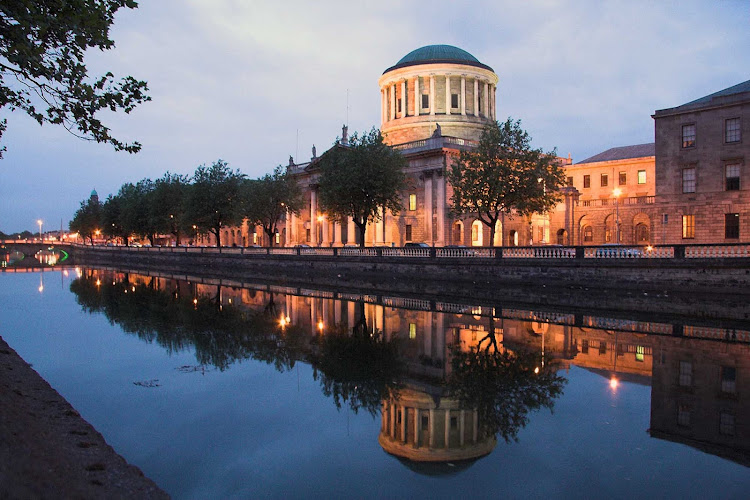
xmin=37 ymin=219 xmax=43 ymax=242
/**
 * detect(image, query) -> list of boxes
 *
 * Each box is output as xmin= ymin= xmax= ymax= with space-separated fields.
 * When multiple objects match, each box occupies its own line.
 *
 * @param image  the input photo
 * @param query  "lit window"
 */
xmin=682 ymin=167 xmax=696 ymax=193
xmin=422 ymin=94 xmax=429 ymax=109
xmin=679 ymin=361 xmax=692 ymax=387
xmin=409 ymin=193 xmax=416 ymax=211
xmin=636 ymin=345 xmax=645 ymax=362
xmin=725 ymin=118 xmax=741 ymax=143
xmin=726 ymin=164 xmax=740 ymax=191
xmin=409 ymin=323 xmax=416 ymax=339
xmin=682 ymin=124 xmax=696 ymax=148
xmin=721 ymin=366 xmax=736 ymax=394
xmin=601 ymin=173 xmax=608 ymax=187
xmin=583 ymin=175 xmax=591 ymax=188
xmin=720 ymin=412 xmax=735 ymax=436
xmin=638 ymin=170 xmax=647 ymax=184
xmin=725 ymin=213 xmax=740 ymax=239
xmin=583 ymin=225 xmax=593 ymax=242
xmin=619 ymin=172 xmax=627 ymax=186
xmin=682 ymin=215 xmax=695 ymax=239
xmin=451 ymin=94 xmax=459 ymax=108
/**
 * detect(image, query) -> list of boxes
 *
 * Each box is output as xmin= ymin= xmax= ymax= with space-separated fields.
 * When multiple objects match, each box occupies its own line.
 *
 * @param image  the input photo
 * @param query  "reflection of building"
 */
xmin=650 ymin=336 xmax=750 ymax=465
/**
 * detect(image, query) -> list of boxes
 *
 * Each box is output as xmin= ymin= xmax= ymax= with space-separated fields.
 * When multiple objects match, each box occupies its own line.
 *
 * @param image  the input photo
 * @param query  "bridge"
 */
xmin=1 ymin=241 xmax=75 ymax=258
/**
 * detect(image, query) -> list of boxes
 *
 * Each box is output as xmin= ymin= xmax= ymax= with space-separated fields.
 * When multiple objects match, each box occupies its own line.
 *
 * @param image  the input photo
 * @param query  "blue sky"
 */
xmin=1 ymin=0 xmax=749 ymax=233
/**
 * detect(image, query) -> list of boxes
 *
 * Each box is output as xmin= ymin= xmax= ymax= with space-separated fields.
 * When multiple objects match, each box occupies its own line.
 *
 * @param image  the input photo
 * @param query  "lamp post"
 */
xmin=37 ymin=219 xmax=43 ymax=242
xmin=612 ymin=188 xmax=621 ymax=244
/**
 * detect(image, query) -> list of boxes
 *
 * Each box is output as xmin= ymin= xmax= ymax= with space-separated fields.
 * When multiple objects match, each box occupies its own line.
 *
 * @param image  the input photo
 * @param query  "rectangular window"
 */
xmin=721 ymin=366 xmax=736 ymax=394
xmin=405 ymin=224 xmax=413 ymax=242
xmin=619 ymin=171 xmax=627 ymax=186
xmin=677 ymin=404 xmax=691 ymax=427
xmin=679 ymin=361 xmax=692 ymax=387
xmin=451 ymin=93 xmax=459 ymax=108
xmin=421 ymin=94 xmax=429 ymax=109
xmin=409 ymin=193 xmax=417 ymax=211
xmin=725 ymin=213 xmax=740 ymax=239
xmin=682 ymin=167 xmax=696 ymax=193
xmin=725 ymin=118 xmax=741 ymax=143
xmin=636 ymin=346 xmax=645 ymax=362
xmin=306 ymin=228 xmax=311 ymax=242
xmin=638 ymin=170 xmax=647 ymax=184
xmin=599 ymin=342 xmax=607 ymax=355
xmin=583 ymin=175 xmax=591 ymax=188
xmin=720 ymin=412 xmax=735 ymax=436
xmin=566 ymin=176 xmax=573 ymax=187
xmin=450 ymin=416 xmax=458 ymax=429
xmin=581 ymin=339 xmax=589 ymax=354
xmin=421 ymin=414 xmax=429 ymax=431
xmin=682 ymin=215 xmax=695 ymax=239
xmin=682 ymin=124 xmax=696 ymax=148
xmin=409 ymin=323 xmax=416 ymax=339
xmin=600 ymin=173 xmax=608 ymax=187
xmin=726 ymin=163 xmax=740 ymax=191
xmin=397 ymin=99 xmax=402 ymax=113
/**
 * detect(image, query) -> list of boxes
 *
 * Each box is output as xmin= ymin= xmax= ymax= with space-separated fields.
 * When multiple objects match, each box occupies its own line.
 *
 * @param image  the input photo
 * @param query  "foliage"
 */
xmin=69 ymin=195 xmax=101 ymax=243
xmin=447 ymin=345 xmax=566 ymax=443
xmin=447 ymin=118 xmax=566 ymax=247
xmin=317 ymin=129 xmax=406 ymax=247
xmin=101 ymin=193 xmax=124 ymax=242
xmin=0 ymin=0 xmax=150 ymax=158
xmin=151 ymin=172 xmax=189 ymax=244
xmin=243 ymin=165 xmax=304 ymax=247
xmin=183 ymin=160 xmax=245 ymax=247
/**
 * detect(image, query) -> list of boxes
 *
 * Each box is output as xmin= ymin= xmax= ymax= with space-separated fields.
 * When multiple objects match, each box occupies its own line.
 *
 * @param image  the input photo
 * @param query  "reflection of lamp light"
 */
xmin=610 ymin=377 xmax=619 ymax=390
xmin=317 ymin=320 xmax=324 ymax=332
xmin=534 ymin=367 xmax=540 ymax=374
xmin=96 ymin=279 xmax=101 ymax=287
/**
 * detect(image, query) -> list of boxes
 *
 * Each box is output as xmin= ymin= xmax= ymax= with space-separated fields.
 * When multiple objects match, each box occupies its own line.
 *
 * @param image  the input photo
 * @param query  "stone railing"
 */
xmin=391 ymin=135 xmax=478 ymax=153
xmin=64 ymin=242 xmax=750 ymax=261
xmin=577 ymin=196 xmax=654 ymax=208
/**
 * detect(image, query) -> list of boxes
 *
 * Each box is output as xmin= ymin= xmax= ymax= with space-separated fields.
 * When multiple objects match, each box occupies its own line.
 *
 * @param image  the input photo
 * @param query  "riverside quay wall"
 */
xmin=67 ymin=243 xmax=750 ymax=302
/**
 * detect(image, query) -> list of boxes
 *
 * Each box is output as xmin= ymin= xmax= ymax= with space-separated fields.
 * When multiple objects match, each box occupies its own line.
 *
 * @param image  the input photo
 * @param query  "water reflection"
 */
xmin=68 ymin=268 xmax=750 ymax=468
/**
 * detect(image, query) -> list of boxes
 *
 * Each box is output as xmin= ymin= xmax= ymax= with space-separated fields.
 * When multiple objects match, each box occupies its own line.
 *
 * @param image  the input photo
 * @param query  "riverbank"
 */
xmin=0 ymin=336 xmax=168 ymax=499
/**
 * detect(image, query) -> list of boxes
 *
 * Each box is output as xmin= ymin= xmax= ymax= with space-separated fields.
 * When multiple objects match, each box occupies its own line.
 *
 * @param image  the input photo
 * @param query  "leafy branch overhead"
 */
xmin=0 ymin=0 xmax=150 ymax=158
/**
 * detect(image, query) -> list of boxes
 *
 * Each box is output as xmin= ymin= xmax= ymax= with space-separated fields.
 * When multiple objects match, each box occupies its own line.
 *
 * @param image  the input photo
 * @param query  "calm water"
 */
xmin=1 ymin=268 xmax=749 ymax=499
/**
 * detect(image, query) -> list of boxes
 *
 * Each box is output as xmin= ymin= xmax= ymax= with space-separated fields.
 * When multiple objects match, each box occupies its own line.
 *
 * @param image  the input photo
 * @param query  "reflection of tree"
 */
xmin=447 ymin=346 xmax=566 ymax=443
xmin=70 ymin=274 xmax=306 ymax=372
xmin=311 ymin=310 xmax=403 ymax=416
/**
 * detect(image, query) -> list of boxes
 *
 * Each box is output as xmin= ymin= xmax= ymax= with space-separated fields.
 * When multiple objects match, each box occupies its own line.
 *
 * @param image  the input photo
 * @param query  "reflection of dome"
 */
xmin=384 ymin=45 xmax=493 ymax=73
xmin=379 ymin=388 xmax=496 ymax=465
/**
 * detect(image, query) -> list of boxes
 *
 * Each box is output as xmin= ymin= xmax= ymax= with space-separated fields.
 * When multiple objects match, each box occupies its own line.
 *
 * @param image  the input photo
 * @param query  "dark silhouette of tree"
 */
xmin=69 ymin=196 xmax=102 ymax=244
xmin=243 ymin=166 xmax=304 ymax=247
xmin=317 ymin=129 xmax=406 ymax=247
xmin=151 ymin=172 xmax=189 ymax=245
xmin=0 ymin=0 xmax=150 ymax=158
xmin=447 ymin=118 xmax=566 ymax=247
xmin=447 ymin=345 xmax=566 ymax=442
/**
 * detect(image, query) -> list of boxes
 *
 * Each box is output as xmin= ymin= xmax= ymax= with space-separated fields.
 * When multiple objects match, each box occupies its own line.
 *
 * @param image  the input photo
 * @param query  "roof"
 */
xmin=383 ymin=45 xmax=494 ymax=74
xmin=655 ymin=79 xmax=750 ymax=115
xmin=577 ymin=143 xmax=655 ymax=164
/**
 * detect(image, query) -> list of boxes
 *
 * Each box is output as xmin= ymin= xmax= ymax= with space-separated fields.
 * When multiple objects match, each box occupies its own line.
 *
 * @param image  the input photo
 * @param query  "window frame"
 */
xmin=682 ymin=214 xmax=695 ymax=239
xmin=600 ymin=173 xmax=608 ymax=187
xmin=638 ymin=170 xmax=647 ymax=185
xmin=682 ymin=167 xmax=696 ymax=193
xmin=725 ymin=213 xmax=740 ymax=239
xmin=681 ymin=123 xmax=696 ymax=148
xmin=421 ymin=94 xmax=429 ymax=109
xmin=725 ymin=117 xmax=741 ymax=144
xmin=725 ymin=163 xmax=740 ymax=191
xmin=583 ymin=175 xmax=591 ymax=189
xmin=619 ymin=171 xmax=627 ymax=186
xmin=405 ymin=224 xmax=413 ymax=242
xmin=408 ymin=193 xmax=416 ymax=211
xmin=450 ymin=93 xmax=459 ymax=109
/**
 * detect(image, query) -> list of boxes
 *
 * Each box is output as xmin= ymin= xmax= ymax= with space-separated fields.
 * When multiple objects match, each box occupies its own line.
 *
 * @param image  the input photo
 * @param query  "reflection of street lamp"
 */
xmin=613 ymin=188 xmax=622 ymax=244
xmin=37 ymin=219 xmax=43 ymax=242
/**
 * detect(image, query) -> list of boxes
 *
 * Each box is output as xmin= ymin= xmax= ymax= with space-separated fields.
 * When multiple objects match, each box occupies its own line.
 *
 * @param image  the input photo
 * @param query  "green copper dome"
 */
xmin=384 ymin=45 xmax=493 ymax=73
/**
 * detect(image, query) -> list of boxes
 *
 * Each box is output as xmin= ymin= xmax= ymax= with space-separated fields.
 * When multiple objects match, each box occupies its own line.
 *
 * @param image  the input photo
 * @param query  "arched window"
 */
xmin=635 ymin=223 xmax=649 ymax=244
xmin=509 ymin=230 xmax=518 ymax=247
xmin=471 ymin=220 xmax=483 ymax=246
xmin=557 ymin=229 xmax=567 ymax=245
xmin=493 ymin=220 xmax=502 ymax=247
xmin=583 ymin=225 xmax=593 ymax=243
xmin=453 ymin=221 xmax=463 ymax=244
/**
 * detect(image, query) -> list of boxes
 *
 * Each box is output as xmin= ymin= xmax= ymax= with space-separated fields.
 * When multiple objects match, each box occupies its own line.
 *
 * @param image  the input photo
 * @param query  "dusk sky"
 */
xmin=1 ymin=0 xmax=748 ymax=233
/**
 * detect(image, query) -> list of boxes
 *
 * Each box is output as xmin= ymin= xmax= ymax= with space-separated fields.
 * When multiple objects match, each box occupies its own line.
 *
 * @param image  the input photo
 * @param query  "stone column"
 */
xmin=484 ymin=82 xmax=490 ymax=118
xmin=347 ymin=301 xmax=355 ymax=329
xmin=321 ymin=217 xmax=329 ymax=246
xmin=390 ymin=403 xmax=396 ymax=438
xmin=445 ymin=74 xmax=451 ymax=115
xmin=310 ymin=188 xmax=318 ymax=246
xmin=436 ymin=173 xmax=445 ymax=246
xmin=390 ymin=84 xmax=396 ymax=121
xmin=414 ymin=408 xmax=420 ymax=447
xmin=381 ymin=88 xmax=386 ymax=123
xmin=347 ymin=218 xmax=355 ymax=245
xmin=460 ymin=76 xmax=466 ymax=115
xmin=290 ymin=211 xmax=298 ymax=246
xmin=334 ymin=299 xmax=342 ymax=325
xmin=429 ymin=75 xmax=435 ymax=116
xmin=400 ymin=80 xmax=407 ymax=118
xmin=474 ymin=78 xmax=479 ymax=116
xmin=492 ymin=84 xmax=497 ymax=120
xmin=334 ymin=222 xmax=342 ymax=246
xmin=424 ymin=172 xmax=433 ymax=245
xmin=414 ymin=76 xmax=420 ymax=117
xmin=429 ymin=409 xmax=435 ymax=447
xmin=444 ymin=409 xmax=451 ymax=448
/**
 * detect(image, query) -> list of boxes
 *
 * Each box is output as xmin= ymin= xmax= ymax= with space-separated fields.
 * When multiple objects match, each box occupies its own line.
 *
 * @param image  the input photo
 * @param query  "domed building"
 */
xmin=379 ymin=45 xmax=499 ymax=145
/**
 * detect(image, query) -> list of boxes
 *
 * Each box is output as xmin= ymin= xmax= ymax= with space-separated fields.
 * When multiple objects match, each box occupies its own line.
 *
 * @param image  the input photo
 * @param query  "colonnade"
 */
xmin=381 ymin=399 xmax=480 ymax=449
xmin=381 ymin=74 xmax=496 ymax=123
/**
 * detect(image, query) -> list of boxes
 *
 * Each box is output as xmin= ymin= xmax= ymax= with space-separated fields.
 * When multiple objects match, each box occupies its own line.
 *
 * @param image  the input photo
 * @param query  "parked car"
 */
xmin=404 ymin=242 xmax=430 ymax=248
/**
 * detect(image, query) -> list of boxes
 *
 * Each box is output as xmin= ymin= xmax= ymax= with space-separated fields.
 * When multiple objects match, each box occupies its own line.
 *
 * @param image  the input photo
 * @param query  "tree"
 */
xmin=447 ymin=118 xmax=566 ymax=247
xmin=317 ymin=129 xmax=406 ymax=247
xmin=151 ymin=172 xmax=189 ymax=245
xmin=243 ymin=166 xmax=304 ymax=247
xmin=184 ymin=160 xmax=245 ymax=248
xmin=101 ymin=193 xmax=124 ymax=243
xmin=0 ymin=0 xmax=150 ymax=158
xmin=69 ymin=195 xmax=102 ymax=244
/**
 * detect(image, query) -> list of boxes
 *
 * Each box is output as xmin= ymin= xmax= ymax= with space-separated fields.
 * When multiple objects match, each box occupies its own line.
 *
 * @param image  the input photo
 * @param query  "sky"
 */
xmin=1 ymin=0 xmax=749 ymax=233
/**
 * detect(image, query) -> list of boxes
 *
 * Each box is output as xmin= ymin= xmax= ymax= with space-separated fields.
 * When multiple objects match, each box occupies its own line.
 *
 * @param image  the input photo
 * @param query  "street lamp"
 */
xmin=612 ymin=188 xmax=622 ymax=244
xmin=37 ymin=219 xmax=43 ymax=242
